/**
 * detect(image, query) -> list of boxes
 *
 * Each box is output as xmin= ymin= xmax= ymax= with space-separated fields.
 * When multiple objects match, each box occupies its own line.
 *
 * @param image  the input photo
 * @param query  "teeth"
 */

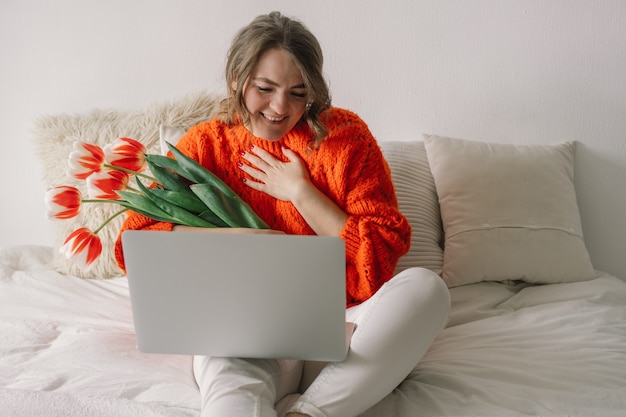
xmin=263 ymin=113 xmax=285 ymax=122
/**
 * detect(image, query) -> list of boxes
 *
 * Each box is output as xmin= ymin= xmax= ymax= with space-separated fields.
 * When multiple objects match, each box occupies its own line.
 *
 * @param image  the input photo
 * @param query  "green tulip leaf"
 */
xmin=147 ymin=188 xmax=207 ymax=213
xmin=135 ymin=179 xmax=217 ymax=228
xmin=145 ymin=154 xmax=193 ymax=182
xmin=115 ymin=191 xmax=177 ymax=223
xmin=145 ymin=158 xmax=192 ymax=193
xmin=197 ymin=209 xmax=229 ymax=227
xmin=191 ymin=183 xmax=269 ymax=229
xmin=166 ymin=142 xmax=235 ymax=197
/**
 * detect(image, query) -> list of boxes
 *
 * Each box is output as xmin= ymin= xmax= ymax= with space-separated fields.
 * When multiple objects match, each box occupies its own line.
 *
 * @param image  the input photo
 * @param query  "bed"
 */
xmin=2 ymin=246 xmax=625 ymax=416
xmin=1 ymin=91 xmax=625 ymax=416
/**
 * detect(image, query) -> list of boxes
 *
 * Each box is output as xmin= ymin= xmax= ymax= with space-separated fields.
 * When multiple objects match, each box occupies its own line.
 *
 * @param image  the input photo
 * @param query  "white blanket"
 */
xmin=393 ymin=277 xmax=626 ymax=416
xmin=2 ymin=245 xmax=626 ymax=416
xmin=0 ymin=246 xmax=199 ymax=415
xmin=0 ymin=388 xmax=196 ymax=417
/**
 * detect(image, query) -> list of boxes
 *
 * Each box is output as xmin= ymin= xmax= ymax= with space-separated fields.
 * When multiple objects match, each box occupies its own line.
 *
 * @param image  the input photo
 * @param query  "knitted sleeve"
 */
xmin=327 ymin=111 xmax=411 ymax=306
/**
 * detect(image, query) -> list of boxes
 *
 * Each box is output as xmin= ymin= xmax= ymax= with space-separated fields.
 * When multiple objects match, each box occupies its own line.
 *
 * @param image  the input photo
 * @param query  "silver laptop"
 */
xmin=121 ymin=230 xmax=349 ymax=361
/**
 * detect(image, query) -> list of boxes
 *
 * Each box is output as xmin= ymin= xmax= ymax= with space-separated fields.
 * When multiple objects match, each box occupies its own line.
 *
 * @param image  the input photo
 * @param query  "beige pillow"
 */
xmin=423 ymin=134 xmax=595 ymax=287
xmin=379 ymin=141 xmax=443 ymax=275
xmin=34 ymin=91 xmax=222 ymax=278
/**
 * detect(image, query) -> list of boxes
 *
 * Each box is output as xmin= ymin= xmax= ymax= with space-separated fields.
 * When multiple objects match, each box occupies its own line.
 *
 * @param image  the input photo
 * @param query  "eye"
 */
xmin=256 ymin=85 xmax=272 ymax=93
xmin=291 ymin=92 xmax=307 ymax=99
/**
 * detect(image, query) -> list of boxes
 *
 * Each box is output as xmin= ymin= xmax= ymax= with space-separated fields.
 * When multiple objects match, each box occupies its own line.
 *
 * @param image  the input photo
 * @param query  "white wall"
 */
xmin=2 ymin=0 xmax=625 ymax=279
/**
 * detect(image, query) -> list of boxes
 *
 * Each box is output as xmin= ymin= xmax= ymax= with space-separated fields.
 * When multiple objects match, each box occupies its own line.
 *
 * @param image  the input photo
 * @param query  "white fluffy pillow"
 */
xmin=379 ymin=141 xmax=443 ymax=275
xmin=34 ymin=91 xmax=222 ymax=278
xmin=423 ymin=134 xmax=595 ymax=287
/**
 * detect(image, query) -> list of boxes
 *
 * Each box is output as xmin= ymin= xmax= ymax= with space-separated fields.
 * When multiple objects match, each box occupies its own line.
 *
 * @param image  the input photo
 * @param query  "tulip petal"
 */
xmin=44 ymin=186 xmax=82 ymax=220
xmin=67 ymin=142 xmax=105 ymax=180
xmin=104 ymin=137 xmax=147 ymax=172
xmin=60 ymin=228 xmax=103 ymax=271
xmin=86 ymin=169 xmax=129 ymax=200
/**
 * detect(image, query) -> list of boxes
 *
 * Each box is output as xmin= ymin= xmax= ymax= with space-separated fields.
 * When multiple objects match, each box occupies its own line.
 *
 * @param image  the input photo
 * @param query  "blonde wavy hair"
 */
xmin=219 ymin=11 xmax=331 ymax=147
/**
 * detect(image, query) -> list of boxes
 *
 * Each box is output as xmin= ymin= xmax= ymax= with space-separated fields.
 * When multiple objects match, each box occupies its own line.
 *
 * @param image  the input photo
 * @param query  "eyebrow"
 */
xmin=254 ymin=77 xmax=306 ymax=90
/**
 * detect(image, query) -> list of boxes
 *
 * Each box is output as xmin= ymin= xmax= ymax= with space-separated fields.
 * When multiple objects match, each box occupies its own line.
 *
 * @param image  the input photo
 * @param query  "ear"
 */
xmin=231 ymin=80 xmax=238 ymax=91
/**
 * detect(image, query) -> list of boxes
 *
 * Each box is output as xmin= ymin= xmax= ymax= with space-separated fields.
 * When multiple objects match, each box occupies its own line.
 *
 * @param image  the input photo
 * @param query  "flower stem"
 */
xmin=94 ymin=208 xmax=129 ymax=234
xmin=82 ymin=199 xmax=122 ymax=204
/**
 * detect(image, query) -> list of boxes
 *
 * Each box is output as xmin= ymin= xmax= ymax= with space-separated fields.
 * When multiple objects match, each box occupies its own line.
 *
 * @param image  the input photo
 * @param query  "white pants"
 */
xmin=193 ymin=267 xmax=450 ymax=417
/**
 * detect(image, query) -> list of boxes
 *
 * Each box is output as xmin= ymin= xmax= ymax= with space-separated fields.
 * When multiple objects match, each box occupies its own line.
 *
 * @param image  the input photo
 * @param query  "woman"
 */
xmin=115 ymin=11 xmax=450 ymax=417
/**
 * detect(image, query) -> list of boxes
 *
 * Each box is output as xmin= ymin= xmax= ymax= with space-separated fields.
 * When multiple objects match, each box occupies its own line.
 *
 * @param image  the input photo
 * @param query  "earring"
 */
xmin=305 ymin=102 xmax=312 ymax=110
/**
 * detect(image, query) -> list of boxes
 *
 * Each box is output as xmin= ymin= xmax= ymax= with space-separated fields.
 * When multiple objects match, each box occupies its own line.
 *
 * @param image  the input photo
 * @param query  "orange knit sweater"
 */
xmin=115 ymin=107 xmax=410 ymax=307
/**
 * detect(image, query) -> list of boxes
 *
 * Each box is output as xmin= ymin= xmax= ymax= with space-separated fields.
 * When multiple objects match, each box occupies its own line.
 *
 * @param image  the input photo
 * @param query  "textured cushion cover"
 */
xmin=423 ymin=134 xmax=595 ymax=287
xmin=379 ymin=141 xmax=443 ymax=275
xmin=34 ymin=91 xmax=222 ymax=278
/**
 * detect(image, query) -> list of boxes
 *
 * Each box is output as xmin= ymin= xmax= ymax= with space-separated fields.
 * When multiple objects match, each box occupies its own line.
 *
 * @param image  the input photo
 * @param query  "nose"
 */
xmin=270 ymin=92 xmax=289 ymax=114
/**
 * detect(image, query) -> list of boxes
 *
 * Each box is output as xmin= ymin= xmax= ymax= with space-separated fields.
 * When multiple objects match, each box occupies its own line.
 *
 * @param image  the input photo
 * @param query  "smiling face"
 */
xmin=241 ymin=48 xmax=309 ymax=141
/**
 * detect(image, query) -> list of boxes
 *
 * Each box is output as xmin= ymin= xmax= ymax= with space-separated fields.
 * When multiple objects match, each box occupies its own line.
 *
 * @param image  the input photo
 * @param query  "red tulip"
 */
xmin=44 ymin=186 xmax=82 ymax=220
xmin=59 ymin=228 xmax=103 ymax=271
xmin=86 ymin=169 xmax=129 ymax=200
xmin=104 ymin=137 xmax=147 ymax=172
xmin=68 ymin=142 xmax=105 ymax=180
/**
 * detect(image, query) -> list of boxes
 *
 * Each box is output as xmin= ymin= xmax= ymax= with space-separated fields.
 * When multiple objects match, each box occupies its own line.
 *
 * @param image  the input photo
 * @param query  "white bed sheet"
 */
xmin=1 ymin=245 xmax=625 ymax=417
xmin=0 ymin=245 xmax=198 ymax=416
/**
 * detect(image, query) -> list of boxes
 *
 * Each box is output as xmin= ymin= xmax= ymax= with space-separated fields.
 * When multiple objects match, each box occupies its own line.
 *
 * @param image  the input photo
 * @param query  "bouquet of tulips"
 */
xmin=45 ymin=137 xmax=268 ymax=271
